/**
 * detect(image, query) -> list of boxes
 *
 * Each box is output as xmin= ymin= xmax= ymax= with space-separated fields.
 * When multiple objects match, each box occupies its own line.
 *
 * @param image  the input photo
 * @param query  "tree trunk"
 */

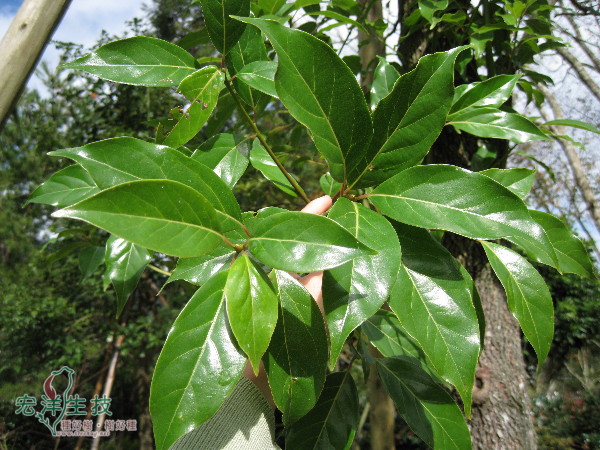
xmin=357 ymin=0 xmax=386 ymax=91
xmin=137 ymin=354 xmax=155 ymax=449
xmin=367 ymin=363 xmax=396 ymax=449
xmin=0 ymin=0 xmax=72 ymax=129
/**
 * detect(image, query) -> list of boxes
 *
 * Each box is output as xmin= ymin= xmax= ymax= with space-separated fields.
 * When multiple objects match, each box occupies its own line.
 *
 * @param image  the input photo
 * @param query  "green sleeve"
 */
xmin=170 ymin=377 xmax=280 ymax=449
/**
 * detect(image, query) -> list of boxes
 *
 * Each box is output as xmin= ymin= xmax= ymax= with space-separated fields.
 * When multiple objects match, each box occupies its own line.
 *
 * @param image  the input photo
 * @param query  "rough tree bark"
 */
xmin=0 ymin=0 xmax=72 ymax=129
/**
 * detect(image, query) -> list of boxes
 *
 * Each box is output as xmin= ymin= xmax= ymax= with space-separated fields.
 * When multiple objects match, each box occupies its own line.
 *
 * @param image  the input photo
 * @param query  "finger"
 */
xmin=299 ymin=271 xmax=324 ymax=314
xmin=301 ymin=195 xmax=332 ymax=215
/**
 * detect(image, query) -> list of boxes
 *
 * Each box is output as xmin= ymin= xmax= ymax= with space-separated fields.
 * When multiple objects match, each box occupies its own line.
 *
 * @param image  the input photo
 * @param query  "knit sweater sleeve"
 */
xmin=170 ymin=377 xmax=280 ymax=450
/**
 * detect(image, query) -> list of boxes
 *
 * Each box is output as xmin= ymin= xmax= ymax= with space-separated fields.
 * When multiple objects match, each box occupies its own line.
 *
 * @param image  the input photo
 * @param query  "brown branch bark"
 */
xmin=556 ymin=46 xmax=600 ymax=102
xmin=0 ymin=0 xmax=72 ymax=130
xmin=564 ymin=15 xmax=600 ymax=73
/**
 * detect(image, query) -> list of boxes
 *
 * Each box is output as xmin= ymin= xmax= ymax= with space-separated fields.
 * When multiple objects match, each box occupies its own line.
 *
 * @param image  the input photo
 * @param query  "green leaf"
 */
xmin=481 ymin=241 xmax=554 ymax=366
xmin=166 ymin=249 xmax=236 ymax=286
xmin=529 ymin=210 xmax=595 ymax=278
xmin=265 ymin=271 xmax=328 ymax=426
xmin=199 ymin=0 xmax=250 ymax=54
xmin=150 ymin=271 xmax=246 ymax=450
xmin=370 ymin=56 xmax=400 ymax=109
xmin=356 ymin=47 xmax=467 ymax=187
xmin=319 ymin=172 xmax=342 ymax=196
xmin=389 ymin=222 xmax=479 ymax=416
xmin=225 ymin=253 xmax=279 ymax=373
xmin=377 ymin=357 xmax=471 ymax=449
xmin=78 ymin=246 xmax=105 ymax=280
xmin=50 ymin=137 xmax=242 ymax=220
xmin=250 ymin=140 xmax=297 ymax=196
xmin=370 ymin=164 xmax=548 ymax=242
xmin=419 ymin=0 xmax=449 ymax=23
xmin=53 ymin=180 xmax=226 ymax=258
xmin=159 ymin=67 xmax=224 ymax=148
xmin=226 ymin=24 xmax=269 ymax=107
xmin=191 ymin=133 xmax=250 ymax=188
xmin=248 ymin=209 xmax=375 ymax=272
xmin=28 ymin=165 xmax=99 ymax=207
xmin=448 ymin=107 xmax=550 ymax=143
xmin=62 ymin=37 xmax=198 ymax=86
xmin=323 ymin=199 xmax=401 ymax=368
xmin=286 ymin=372 xmax=359 ymax=450
xmin=236 ymin=61 xmax=278 ymax=98
xmin=542 ymin=119 xmax=600 ymax=134
xmin=450 ymin=74 xmax=521 ymax=115
xmin=235 ymin=17 xmax=372 ymax=183
xmin=105 ymin=236 xmax=153 ymax=316
xmin=306 ymin=10 xmax=368 ymax=33
xmin=479 ymin=168 xmax=535 ymax=199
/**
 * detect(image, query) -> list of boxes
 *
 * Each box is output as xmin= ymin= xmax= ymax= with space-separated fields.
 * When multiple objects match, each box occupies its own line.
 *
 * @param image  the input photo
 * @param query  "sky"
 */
xmin=0 ymin=0 xmax=147 ymax=90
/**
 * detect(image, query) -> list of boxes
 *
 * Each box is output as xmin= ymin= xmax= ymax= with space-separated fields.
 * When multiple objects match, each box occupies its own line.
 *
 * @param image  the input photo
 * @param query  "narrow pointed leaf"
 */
xmin=226 ymin=25 xmax=269 ymax=106
xmin=377 ymin=357 xmax=471 ymax=450
xmin=191 ymin=133 xmax=250 ymax=188
xmin=105 ymin=236 xmax=153 ymax=316
xmin=78 ymin=246 xmax=105 ymax=280
xmin=28 ymin=165 xmax=99 ymax=207
xmin=62 ymin=36 xmax=197 ymax=86
xmin=166 ymin=249 xmax=236 ymax=287
xmin=389 ymin=222 xmax=479 ymax=416
xmin=200 ymin=0 xmax=250 ymax=54
xmin=250 ymin=140 xmax=297 ymax=196
xmin=159 ymin=67 xmax=224 ymax=148
xmin=542 ymin=118 xmax=600 ymax=134
xmin=479 ymin=168 xmax=535 ymax=199
xmin=265 ymin=271 xmax=328 ymax=426
xmin=236 ymin=61 xmax=278 ymax=98
xmin=370 ymin=56 xmax=400 ymax=109
xmin=481 ymin=241 xmax=553 ymax=366
xmin=50 ymin=137 xmax=242 ymax=220
xmin=448 ymin=107 xmax=550 ymax=143
xmin=248 ymin=210 xmax=375 ymax=272
xmin=528 ymin=210 xmax=595 ymax=278
xmin=53 ymin=180 xmax=226 ymax=258
xmin=370 ymin=164 xmax=553 ymax=244
xmin=324 ymin=199 xmax=401 ymax=367
xmin=225 ymin=253 xmax=279 ymax=373
xmin=286 ymin=372 xmax=359 ymax=450
xmin=450 ymin=74 xmax=521 ymax=115
xmin=357 ymin=47 xmax=467 ymax=187
xmin=236 ymin=17 xmax=372 ymax=183
xmin=150 ymin=271 xmax=246 ymax=450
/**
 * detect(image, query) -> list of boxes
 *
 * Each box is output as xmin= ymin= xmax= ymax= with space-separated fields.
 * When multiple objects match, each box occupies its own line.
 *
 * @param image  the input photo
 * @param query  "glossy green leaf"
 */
xmin=250 ymin=140 xmax=297 ymax=196
xmin=105 ymin=236 xmax=153 ymax=316
xmin=53 ymin=180 xmax=226 ymax=258
xmin=377 ymin=357 xmax=471 ymax=450
xmin=479 ymin=168 xmax=535 ymax=199
xmin=265 ymin=271 xmax=328 ymax=426
xmin=62 ymin=36 xmax=197 ymax=86
xmin=50 ymin=137 xmax=242 ymax=220
xmin=356 ymin=47 xmax=466 ymax=187
xmin=236 ymin=17 xmax=372 ymax=183
xmin=226 ymin=25 xmax=269 ymax=107
xmin=159 ymin=67 xmax=224 ymax=148
xmin=450 ymin=74 xmax=521 ymax=115
xmin=448 ymin=107 xmax=550 ymax=143
xmin=286 ymin=372 xmax=359 ymax=450
xmin=199 ymin=0 xmax=250 ymax=54
xmin=529 ymin=210 xmax=595 ymax=278
xmin=248 ymin=210 xmax=375 ymax=272
xmin=225 ymin=253 xmax=278 ymax=373
xmin=324 ymin=199 xmax=401 ymax=368
xmin=389 ymin=222 xmax=479 ymax=416
xmin=319 ymin=172 xmax=342 ymax=196
xmin=150 ymin=271 xmax=246 ymax=450
xmin=306 ymin=10 xmax=367 ymax=33
xmin=370 ymin=56 xmax=400 ymax=109
xmin=28 ymin=165 xmax=100 ymax=207
xmin=542 ymin=118 xmax=600 ymax=134
xmin=191 ymin=133 xmax=250 ymax=188
xmin=166 ymin=249 xmax=236 ymax=287
xmin=481 ymin=241 xmax=553 ymax=366
xmin=78 ymin=246 xmax=105 ymax=280
xmin=419 ymin=0 xmax=449 ymax=23
xmin=370 ymin=164 xmax=550 ymax=243
xmin=236 ymin=61 xmax=278 ymax=98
